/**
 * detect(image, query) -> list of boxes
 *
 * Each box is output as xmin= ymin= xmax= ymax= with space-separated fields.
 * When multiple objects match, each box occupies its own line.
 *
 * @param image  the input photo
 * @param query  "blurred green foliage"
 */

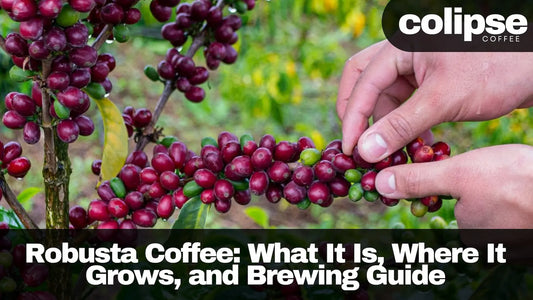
xmin=1 ymin=0 xmax=533 ymax=229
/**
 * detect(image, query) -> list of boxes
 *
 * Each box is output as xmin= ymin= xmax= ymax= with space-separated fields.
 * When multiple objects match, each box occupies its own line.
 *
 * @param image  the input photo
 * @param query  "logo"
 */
xmin=382 ymin=0 xmax=533 ymax=51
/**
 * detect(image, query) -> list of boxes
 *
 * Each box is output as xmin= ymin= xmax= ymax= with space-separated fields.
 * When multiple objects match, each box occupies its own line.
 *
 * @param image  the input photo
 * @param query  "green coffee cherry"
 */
xmin=410 ymin=200 xmax=428 ymax=217
xmin=110 ymin=177 xmax=127 ymax=198
xmin=183 ymin=181 xmax=203 ymax=198
xmin=113 ymin=24 xmax=130 ymax=43
xmin=363 ymin=190 xmax=379 ymax=202
xmin=239 ymin=133 xmax=254 ymax=148
xmin=430 ymin=216 xmax=447 ymax=229
xmin=344 ymin=169 xmax=362 ymax=183
xmin=300 ymin=148 xmax=321 ymax=166
xmin=56 ymin=4 xmax=80 ymax=27
xmin=297 ymin=198 xmax=311 ymax=209
xmin=201 ymin=137 xmax=218 ymax=148
xmin=144 ymin=65 xmax=160 ymax=81
xmin=160 ymin=136 xmax=179 ymax=148
xmin=84 ymin=82 xmax=106 ymax=99
xmin=348 ymin=183 xmax=363 ymax=202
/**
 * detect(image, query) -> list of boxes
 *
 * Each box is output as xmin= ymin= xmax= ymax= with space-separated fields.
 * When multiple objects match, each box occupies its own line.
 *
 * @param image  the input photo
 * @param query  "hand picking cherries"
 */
xmin=144 ymin=0 xmax=255 ymax=103
xmin=76 ymin=132 xmax=452 ymax=229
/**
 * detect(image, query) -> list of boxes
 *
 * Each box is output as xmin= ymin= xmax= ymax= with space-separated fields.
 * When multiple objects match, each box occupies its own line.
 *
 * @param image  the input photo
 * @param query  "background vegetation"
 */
xmin=1 ymin=0 xmax=532 ymax=229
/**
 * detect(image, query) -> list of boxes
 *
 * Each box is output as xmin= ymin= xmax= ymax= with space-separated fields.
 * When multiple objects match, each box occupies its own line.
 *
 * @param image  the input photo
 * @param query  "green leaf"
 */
xmin=173 ymin=197 xmax=210 ymax=229
xmin=244 ymin=206 xmax=269 ymax=228
xmin=16 ymin=187 xmax=42 ymax=211
xmin=93 ymin=97 xmax=129 ymax=182
xmin=0 ymin=207 xmax=24 ymax=229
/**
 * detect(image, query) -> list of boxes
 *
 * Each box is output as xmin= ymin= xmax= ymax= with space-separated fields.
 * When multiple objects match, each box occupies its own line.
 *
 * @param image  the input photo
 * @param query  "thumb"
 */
xmin=357 ymin=83 xmax=445 ymax=163
xmin=375 ymin=159 xmax=457 ymax=199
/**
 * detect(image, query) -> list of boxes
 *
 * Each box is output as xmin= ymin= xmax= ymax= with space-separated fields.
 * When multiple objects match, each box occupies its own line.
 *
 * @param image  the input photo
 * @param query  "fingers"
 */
xmin=356 ymin=82 xmax=443 ymax=163
xmin=337 ymin=41 xmax=388 ymax=120
xmin=371 ymin=76 xmax=416 ymax=121
xmin=374 ymin=158 xmax=457 ymax=199
xmin=341 ymin=44 xmax=414 ymax=155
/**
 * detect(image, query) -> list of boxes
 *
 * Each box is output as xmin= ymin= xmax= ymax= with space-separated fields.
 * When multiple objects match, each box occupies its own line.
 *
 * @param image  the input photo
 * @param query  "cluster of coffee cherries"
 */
xmin=70 ymin=131 xmax=451 ymax=230
xmin=87 ymin=0 xmax=141 ymax=41
xmin=145 ymin=0 xmax=255 ymax=103
xmin=0 ymin=0 xmax=138 ymax=144
xmin=0 ymin=140 xmax=31 ymax=179
xmin=121 ymin=105 xmax=152 ymax=138
xmin=0 ymin=223 xmax=53 ymax=299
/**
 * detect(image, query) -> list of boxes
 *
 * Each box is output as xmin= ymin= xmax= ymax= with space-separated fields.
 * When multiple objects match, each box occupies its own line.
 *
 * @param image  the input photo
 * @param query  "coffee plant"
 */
xmin=0 ymin=0 xmax=465 ymax=297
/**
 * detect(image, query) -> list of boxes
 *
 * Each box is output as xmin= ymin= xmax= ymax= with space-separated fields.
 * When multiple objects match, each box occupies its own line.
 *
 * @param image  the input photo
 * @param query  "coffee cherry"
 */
xmin=3 ymin=110 xmax=27 ymax=129
xmin=313 ymin=160 xmax=336 ymax=182
xmin=172 ymin=188 xmax=189 ymax=209
xmin=108 ymin=198 xmax=128 ymax=218
xmin=268 ymin=161 xmax=291 ymax=183
xmin=185 ymin=86 xmax=205 ymax=102
xmin=410 ymin=200 xmax=428 ymax=217
xmin=132 ymin=208 xmax=157 ymax=227
xmin=213 ymin=179 xmax=233 ymax=202
xmin=124 ymin=191 xmax=144 ymax=210
xmin=427 ymin=198 xmax=443 ymax=212
xmin=69 ymin=205 xmax=88 ymax=229
xmin=188 ymin=66 xmax=209 ymax=85
xmin=159 ymin=170 xmax=180 ymax=190
xmin=7 ymin=157 xmax=31 ymax=178
xmin=23 ymin=121 xmax=40 ymax=144
xmin=374 ymin=156 xmax=392 ymax=171
xmin=57 ymin=119 xmax=80 ymax=143
xmin=100 ymin=3 xmax=124 ymax=24
xmin=308 ymin=181 xmax=330 ymax=205
xmin=321 ymin=148 xmax=340 ymax=162
xmin=38 ymin=0 xmax=62 ymax=17
xmin=197 ymin=189 xmax=214 ymax=204
xmin=274 ymin=141 xmax=297 ymax=162
xmin=133 ymin=108 xmax=152 ymax=128
xmin=90 ymin=63 xmax=110 ymax=83
xmin=44 ymin=27 xmax=67 ymax=51
xmin=249 ymin=171 xmax=269 ymax=195
xmin=22 ymin=264 xmax=48 ymax=287
xmin=47 ymin=71 xmax=70 ymax=91
xmin=150 ymin=0 xmax=172 ymax=22
xmin=161 ymin=23 xmax=186 ymax=47
xmin=57 ymin=86 xmax=86 ymax=111
xmin=221 ymin=141 xmax=242 ymax=163
xmin=300 ymin=148 xmax=321 ymax=166
xmin=127 ymin=150 xmax=149 ymax=168
xmin=183 ymin=156 xmax=204 ymax=177
xmin=348 ymin=183 xmax=364 ymax=202
xmin=391 ymin=149 xmax=408 ymax=166
xmin=97 ymin=181 xmax=116 ymax=202
xmin=360 ymin=171 xmax=377 ymax=191
xmin=148 ymin=181 xmax=166 ymax=198
xmin=88 ymin=199 xmax=110 ymax=221
xmin=156 ymin=194 xmax=174 ymax=219
xmin=283 ymin=181 xmax=306 ymax=204
xmin=2 ymin=142 xmax=22 ymax=165
xmin=215 ymin=197 xmax=231 ymax=213
xmin=28 ymin=40 xmax=50 ymax=60
xmin=190 ymin=0 xmax=209 ymax=21
xmin=344 ymin=169 xmax=362 ymax=183
xmin=70 ymin=45 xmax=98 ymax=68
xmin=214 ymin=25 xmax=233 ymax=43
xmin=413 ymin=145 xmax=434 ymax=163
xmin=328 ymin=176 xmax=350 ymax=197
xmin=65 ymin=23 xmax=89 ymax=47
xmin=19 ymin=17 xmax=44 ymax=40
xmin=11 ymin=0 xmax=37 ymax=21
xmin=168 ymin=141 xmax=187 ymax=169
xmin=230 ymin=155 xmax=253 ymax=177
xmin=432 ymin=141 xmax=451 ymax=157
xmin=69 ymin=0 xmax=95 ymax=12
xmin=331 ymin=153 xmax=356 ymax=173
xmin=91 ymin=159 xmax=102 ymax=175
xmin=407 ymin=137 xmax=425 ymax=159
xmin=251 ymin=147 xmax=273 ymax=170
xmin=12 ymin=93 xmax=36 ymax=117
xmin=292 ymin=165 xmax=314 ymax=187
xmin=234 ymin=189 xmax=251 ymax=205
xmin=380 ymin=196 xmax=399 ymax=207
xmin=420 ymin=195 xmax=439 ymax=207
xmin=206 ymin=7 xmax=222 ymax=26
xmin=352 ymin=146 xmax=373 ymax=169
xmin=194 ymin=168 xmax=217 ymax=188
xmin=222 ymin=45 xmax=238 ymax=64
xmin=124 ymin=8 xmax=141 ymax=24
xmin=118 ymin=164 xmax=141 ymax=190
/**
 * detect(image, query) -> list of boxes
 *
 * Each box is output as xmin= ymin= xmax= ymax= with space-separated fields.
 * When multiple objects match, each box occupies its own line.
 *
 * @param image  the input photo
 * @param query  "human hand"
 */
xmin=373 ymin=144 xmax=533 ymax=228
xmin=337 ymin=41 xmax=533 ymax=162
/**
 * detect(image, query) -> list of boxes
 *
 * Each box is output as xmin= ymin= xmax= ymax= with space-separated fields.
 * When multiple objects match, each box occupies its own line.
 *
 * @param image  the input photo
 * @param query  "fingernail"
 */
xmin=377 ymin=171 xmax=396 ymax=195
xmin=360 ymin=133 xmax=387 ymax=160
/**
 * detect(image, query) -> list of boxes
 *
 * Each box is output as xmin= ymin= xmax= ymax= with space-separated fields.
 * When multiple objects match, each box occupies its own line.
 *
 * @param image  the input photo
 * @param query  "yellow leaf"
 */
xmin=311 ymin=130 xmax=326 ymax=150
xmin=93 ymin=97 xmax=129 ymax=182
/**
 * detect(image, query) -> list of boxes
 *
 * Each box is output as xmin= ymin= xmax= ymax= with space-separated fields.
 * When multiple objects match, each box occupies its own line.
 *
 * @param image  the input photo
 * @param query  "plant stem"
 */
xmin=40 ymin=59 xmax=71 ymax=229
xmin=135 ymin=31 xmax=209 ymax=151
xmin=0 ymin=175 xmax=41 ymax=233
xmin=92 ymin=25 xmax=112 ymax=50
